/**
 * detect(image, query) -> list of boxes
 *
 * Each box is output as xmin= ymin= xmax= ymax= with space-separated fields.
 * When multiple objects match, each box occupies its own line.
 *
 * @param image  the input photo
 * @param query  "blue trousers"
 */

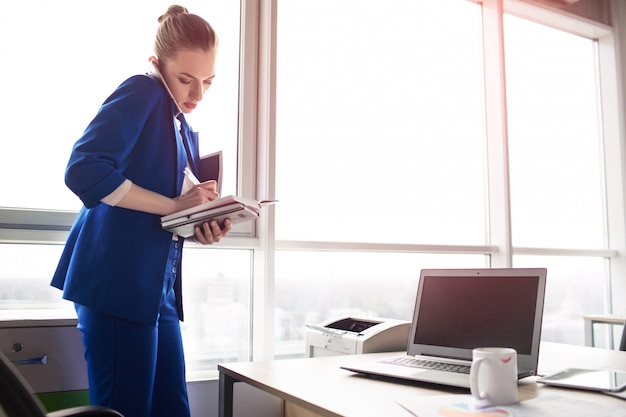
xmin=75 ymin=240 xmax=190 ymax=417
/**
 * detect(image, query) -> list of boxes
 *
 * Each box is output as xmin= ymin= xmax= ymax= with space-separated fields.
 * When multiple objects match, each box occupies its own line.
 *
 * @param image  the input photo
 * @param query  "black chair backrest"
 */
xmin=620 ymin=321 xmax=626 ymax=351
xmin=0 ymin=350 xmax=46 ymax=417
xmin=0 ymin=350 xmax=124 ymax=417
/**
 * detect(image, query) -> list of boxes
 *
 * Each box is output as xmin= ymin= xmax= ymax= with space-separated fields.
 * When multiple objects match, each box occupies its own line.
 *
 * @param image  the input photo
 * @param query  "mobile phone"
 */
xmin=151 ymin=61 xmax=182 ymax=113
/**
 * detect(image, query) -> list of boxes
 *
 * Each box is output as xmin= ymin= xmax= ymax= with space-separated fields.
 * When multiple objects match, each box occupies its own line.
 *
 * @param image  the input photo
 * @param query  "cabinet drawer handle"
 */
xmin=12 ymin=355 xmax=48 ymax=365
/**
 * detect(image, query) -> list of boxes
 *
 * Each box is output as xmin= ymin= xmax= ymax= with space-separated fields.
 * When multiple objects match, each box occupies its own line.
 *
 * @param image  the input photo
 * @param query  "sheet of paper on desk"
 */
xmin=394 ymin=394 xmax=626 ymax=417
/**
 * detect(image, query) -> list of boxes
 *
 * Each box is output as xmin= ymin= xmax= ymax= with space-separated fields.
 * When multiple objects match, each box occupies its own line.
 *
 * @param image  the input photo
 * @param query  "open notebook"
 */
xmin=341 ymin=268 xmax=547 ymax=389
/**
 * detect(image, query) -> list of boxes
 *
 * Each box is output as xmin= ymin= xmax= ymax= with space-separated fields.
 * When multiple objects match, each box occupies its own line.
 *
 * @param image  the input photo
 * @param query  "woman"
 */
xmin=51 ymin=5 xmax=229 ymax=417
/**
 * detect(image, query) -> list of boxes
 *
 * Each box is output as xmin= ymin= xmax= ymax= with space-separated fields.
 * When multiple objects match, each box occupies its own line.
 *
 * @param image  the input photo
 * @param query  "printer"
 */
xmin=305 ymin=316 xmax=410 ymax=357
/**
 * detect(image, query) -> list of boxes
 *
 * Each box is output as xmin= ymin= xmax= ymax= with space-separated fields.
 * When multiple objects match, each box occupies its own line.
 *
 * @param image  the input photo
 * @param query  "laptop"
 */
xmin=340 ymin=268 xmax=547 ymax=388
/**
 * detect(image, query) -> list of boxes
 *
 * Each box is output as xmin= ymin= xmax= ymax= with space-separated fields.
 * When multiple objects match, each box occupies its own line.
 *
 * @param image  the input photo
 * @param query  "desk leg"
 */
xmin=219 ymin=371 xmax=236 ymax=417
xmin=584 ymin=320 xmax=594 ymax=347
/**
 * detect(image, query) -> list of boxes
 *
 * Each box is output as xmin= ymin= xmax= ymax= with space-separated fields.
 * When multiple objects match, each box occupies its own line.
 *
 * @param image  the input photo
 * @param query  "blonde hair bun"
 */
xmin=158 ymin=5 xmax=189 ymax=24
xmin=154 ymin=4 xmax=218 ymax=60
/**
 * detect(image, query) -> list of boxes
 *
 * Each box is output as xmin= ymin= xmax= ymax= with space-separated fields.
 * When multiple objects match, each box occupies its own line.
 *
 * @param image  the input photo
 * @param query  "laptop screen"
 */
xmin=414 ymin=275 xmax=539 ymax=354
xmin=407 ymin=268 xmax=546 ymax=370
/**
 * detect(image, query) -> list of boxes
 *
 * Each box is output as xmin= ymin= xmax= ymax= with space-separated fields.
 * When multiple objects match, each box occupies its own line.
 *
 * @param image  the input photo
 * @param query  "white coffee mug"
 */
xmin=470 ymin=347 xmax=518 ymax=406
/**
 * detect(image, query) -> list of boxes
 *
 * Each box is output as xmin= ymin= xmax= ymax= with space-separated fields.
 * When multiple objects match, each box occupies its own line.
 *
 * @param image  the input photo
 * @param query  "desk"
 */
xmin=218 ymin=342 xmax=626 ymax=417
xmin=583 ymin=313 xmax=626 ymax=348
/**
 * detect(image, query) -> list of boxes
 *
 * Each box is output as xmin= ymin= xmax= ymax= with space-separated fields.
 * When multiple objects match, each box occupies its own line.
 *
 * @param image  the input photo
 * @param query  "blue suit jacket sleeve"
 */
xmin=65 ymin=75 xmax=185 ymax=208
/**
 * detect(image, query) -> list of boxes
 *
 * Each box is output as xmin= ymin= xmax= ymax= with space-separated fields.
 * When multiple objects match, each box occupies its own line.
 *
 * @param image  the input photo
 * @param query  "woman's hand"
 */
xmin=174 ymin=180 xmax=219 ymax=211
xmin=193 ymin=218 xmax=232 ymax=245
xmin=178 ymin=179 xmax=232 ymax=244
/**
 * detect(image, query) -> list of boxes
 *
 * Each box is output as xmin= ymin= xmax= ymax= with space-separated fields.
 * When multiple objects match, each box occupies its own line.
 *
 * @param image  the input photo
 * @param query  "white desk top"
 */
xmin=219 ymin=342 xmax=626 ymax=417
xmin=583 ymin=313 xmax=626 ymax=324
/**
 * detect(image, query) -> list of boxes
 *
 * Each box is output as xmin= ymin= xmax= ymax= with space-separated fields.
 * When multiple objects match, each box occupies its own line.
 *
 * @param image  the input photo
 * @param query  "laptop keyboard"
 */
xmin=379 ymin=356 xmax=471 ymax=374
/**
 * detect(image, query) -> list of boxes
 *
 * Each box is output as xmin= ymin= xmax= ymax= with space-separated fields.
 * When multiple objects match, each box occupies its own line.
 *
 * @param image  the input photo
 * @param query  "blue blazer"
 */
xmin=51 ymin=74 xmax=200 ymax=326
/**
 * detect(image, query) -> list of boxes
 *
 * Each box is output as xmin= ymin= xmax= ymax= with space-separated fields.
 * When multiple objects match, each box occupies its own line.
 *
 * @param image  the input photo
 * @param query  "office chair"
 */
xmin=0 ymin=350 xmax=123 ymax=417
xmin=620 ymin=321 xmax=626 ymax=351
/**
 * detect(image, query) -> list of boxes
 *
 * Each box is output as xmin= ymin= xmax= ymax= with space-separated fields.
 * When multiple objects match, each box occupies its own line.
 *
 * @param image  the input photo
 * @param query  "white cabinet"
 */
xmin=0 ymin=319 xmax=88 ymax=393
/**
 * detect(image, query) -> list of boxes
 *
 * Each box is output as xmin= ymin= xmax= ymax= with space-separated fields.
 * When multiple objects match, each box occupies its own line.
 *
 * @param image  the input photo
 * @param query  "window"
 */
xmin=180 ymin=247 xmax=251 ymax=378
xmin=275 ymin=0 xmax=486 ymax=245
xmin=504 ymin=14 xmax=610 ymax=346
xmin=0 ymin=244 xmax=68 ymax=314
xmin=505 ymin=15 xmax=605 ymax=250
xmin=514 ymin=255 xmax=608 ymax=346
xmin=274 ymin=0 xmax=488 ymax=357
xmin=274 ymin=0 xmax=622 ymax=357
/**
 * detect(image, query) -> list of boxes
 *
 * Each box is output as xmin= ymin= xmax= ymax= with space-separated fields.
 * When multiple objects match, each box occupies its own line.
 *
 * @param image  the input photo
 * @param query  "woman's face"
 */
xmin=158 ymin=48 xmax=216 ymax=114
